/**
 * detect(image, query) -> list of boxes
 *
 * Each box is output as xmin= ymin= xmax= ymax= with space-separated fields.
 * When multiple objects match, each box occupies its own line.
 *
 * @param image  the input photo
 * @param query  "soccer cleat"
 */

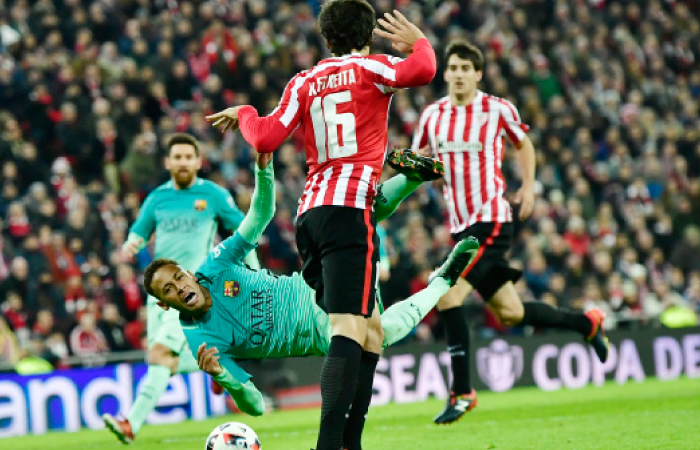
xmin=585 ymin=308 xmax=609 ymax=363
xmin=386 ymin=148 xmax=444 ymax=182
xmin=103 ymin=413 xmax=134 ymax=444
xmin=429 ymin=237 xmax=480 ymax=286
xmin=211 ymin=378 xmax=225 ymax=395
xmin=434 ymin=390 xmax=479 ymax=424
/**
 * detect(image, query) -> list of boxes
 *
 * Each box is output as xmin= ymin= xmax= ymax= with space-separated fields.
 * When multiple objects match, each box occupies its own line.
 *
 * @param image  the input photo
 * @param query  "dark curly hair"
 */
xmin=319 ymin=0 xmax=376 ymax=56
xmin=143 ymin=258 xmax=180 ymax=297
xmin=444 ymin=41 xmax=484 ymax=72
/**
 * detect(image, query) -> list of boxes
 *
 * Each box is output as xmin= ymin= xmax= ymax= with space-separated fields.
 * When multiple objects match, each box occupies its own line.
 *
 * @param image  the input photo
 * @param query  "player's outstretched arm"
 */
xmin=236 ymin=153 xmax=276 ymax=247
xmin=207 ymin=105 xmax=289 ymax=153
xmin=198 ymin=154 xmax=275 ymax=268
xmin=206 ymin=73 xmax=302 ymax=153
xmin=197 ymin=343 xmax=265 ymax=416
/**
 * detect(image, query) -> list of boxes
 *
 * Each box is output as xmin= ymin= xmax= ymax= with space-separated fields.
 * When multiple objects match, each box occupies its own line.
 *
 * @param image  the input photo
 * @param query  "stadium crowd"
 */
xmin=1 ymin=0 xmax=700 ymax=369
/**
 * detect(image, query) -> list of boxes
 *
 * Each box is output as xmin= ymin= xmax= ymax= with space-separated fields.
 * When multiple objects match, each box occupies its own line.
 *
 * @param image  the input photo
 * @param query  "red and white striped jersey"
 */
xmin=237 ymin=39 xmax=436 ymax=217
xmin=412 ymin=90 xmax=530 ymax=233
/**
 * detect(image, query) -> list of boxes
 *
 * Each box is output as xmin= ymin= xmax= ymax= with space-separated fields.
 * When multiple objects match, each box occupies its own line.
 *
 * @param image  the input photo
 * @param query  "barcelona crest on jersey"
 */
xmin=194 ymin=199 xmax=207 ymax=211
xmin=224 ymin=281 xmax=241 ymax=297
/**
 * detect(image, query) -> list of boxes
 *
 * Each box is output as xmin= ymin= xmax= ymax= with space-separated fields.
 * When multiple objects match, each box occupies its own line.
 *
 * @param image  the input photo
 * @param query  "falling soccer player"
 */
xmin=139 ymin=151 xmax=478 ymax=426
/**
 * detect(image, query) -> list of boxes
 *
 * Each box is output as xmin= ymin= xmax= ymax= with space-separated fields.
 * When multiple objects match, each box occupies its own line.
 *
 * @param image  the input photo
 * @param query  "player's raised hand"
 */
xmin=374 ymin=10 xmax=426 ymax=54
xmin=121 ymin=238 xmax=142 ymax=262
xmin=513 ymin=184 xmax=535 ymax=221
xmin=197 ymin=343 xmax=223 ymax=376
xmin=206 ymin=106 xmax=244 ymax=134
xmin=255 ymin=152 xmax=273 ymax=170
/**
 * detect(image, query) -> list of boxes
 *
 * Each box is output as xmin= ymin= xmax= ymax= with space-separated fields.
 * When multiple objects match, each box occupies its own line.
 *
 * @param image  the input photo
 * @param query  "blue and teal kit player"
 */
xmin=145 ymin=157 xmax=478 ymax=416
xmin=103 ymin=136 xmax=264 ymax=444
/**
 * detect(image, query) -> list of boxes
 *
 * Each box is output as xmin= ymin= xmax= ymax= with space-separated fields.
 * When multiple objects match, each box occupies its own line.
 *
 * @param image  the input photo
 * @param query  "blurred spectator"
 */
xmin=7 ymin=202 xmax=31 ymax=245
xmin=124 ymin=305 xmax=147 ymax=350
xmin=113 ymin=264 xmax=144 ymax=322
xmin=0 ymin=315 xmax=20 ymax=365
xmin=42 ymin=231 xmax=79 ymax=287
xmin=524 ymin=253 xmax=551 ymax=299
xmin=99 ymin=303 xmax=129 ymax=352
xmin=64 ymin=269 xmax=88 ymax=318
xmin=44 ymin=332 xmax=70 ymax=367
xmin=0 ymin=257 xmax=31 ymax=307
xmin=1 ymin=291 xmax=29 ymax=346
xmin=671 ymin=226 xmax=700 ymax=275
xmin=69 ymin=311 xmax=108 ymax=357
xmin=120 ymin=133 xmax=160 ymax=194
xmin=32 ymin=310 xmax=56 ymax=341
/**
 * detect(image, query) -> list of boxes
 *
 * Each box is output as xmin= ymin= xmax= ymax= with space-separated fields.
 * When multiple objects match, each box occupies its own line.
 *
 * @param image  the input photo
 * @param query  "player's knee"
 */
xmin=364 ymin=317 xmax=384 ymax=353
xmin=329 ymin=314 xmax=367 ymax=343
xmin=488 ymin=282 xmax=523 ymax=327
xmin=494 ymin=301 xmax=524 ymax=327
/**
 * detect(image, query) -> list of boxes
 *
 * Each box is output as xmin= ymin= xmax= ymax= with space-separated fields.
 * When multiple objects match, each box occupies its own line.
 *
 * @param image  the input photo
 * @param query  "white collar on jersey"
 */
xmin=447 ymin=89 xmax=484 ymax=107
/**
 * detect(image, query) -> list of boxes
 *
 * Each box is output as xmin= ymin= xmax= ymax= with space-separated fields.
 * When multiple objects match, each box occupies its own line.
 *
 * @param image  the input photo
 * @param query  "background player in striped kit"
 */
xmin=205 ymin=2 xmax=438 ymax=449
xmin=412 ymin=41 xmax=609 ymax=424
xmin=140 ymin=152 xmax=477 ymax=424
xmin=103 ymin=134 xmax=259 ymax=444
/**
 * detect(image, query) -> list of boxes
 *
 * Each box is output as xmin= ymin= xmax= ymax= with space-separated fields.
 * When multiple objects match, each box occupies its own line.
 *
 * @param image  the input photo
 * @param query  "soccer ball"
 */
xmin=205 ymin=422 xmax=261 ymax=450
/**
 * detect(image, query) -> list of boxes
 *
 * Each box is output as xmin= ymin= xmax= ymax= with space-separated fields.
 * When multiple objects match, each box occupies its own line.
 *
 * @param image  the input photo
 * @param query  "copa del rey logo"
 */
xmin=477 ymin=339 xmax=524 ymax=392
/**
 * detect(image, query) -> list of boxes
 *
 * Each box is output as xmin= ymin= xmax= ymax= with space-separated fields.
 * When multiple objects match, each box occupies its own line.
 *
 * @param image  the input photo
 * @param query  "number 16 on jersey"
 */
xmin=310 ymin=90 xmax=359 ymax=163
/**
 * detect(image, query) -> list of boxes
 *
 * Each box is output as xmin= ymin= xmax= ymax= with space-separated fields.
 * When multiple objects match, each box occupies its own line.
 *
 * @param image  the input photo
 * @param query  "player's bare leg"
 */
xmin=486 ymin=283 xmax=524 ymax=326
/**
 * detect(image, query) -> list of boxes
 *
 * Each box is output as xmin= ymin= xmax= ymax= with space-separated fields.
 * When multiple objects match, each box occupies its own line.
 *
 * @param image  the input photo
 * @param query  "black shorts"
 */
xmin=296 ymin=206 xmax=379 ymax=317
xmin=453 ymin=222 xmax=522 ymax=301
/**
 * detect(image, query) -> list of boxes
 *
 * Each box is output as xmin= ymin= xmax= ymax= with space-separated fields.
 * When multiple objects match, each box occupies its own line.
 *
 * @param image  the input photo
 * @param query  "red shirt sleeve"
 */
xmin=367 ymin=38 xmax=436 ymax=90
xmin=237 ymin=74 xmax=306 ymax=153
xmin=237 ymin=106 xmax=291 ymax=153
xmin=395 ymin=38 xmax=437 ymax=87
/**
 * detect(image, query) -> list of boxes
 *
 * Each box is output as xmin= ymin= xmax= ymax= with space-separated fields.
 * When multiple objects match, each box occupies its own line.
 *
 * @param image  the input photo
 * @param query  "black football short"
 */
xmin=296 ymin=206 xmax=379 ymax=318
xmin=453 ymin=222 xmax=522 ymax=300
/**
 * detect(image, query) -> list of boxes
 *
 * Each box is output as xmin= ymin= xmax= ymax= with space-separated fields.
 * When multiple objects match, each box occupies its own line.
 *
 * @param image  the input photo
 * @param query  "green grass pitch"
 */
xmin=5 ymin=377 xmax=699 ymax=450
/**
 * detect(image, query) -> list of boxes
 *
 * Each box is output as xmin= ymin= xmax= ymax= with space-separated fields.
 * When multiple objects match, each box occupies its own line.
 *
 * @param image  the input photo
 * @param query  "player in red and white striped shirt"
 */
xmin=413 ymin=41 xmax=609 ymax=424
xmin=206 ymin=2 xmax=436 ymax=449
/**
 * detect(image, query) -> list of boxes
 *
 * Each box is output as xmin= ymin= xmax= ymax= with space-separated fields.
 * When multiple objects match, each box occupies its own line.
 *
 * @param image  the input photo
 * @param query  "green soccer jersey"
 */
xmin=129 ymin=178 xmax=244 ymax=271
xmin=180 ymin=232 xmax=328 ymax=384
